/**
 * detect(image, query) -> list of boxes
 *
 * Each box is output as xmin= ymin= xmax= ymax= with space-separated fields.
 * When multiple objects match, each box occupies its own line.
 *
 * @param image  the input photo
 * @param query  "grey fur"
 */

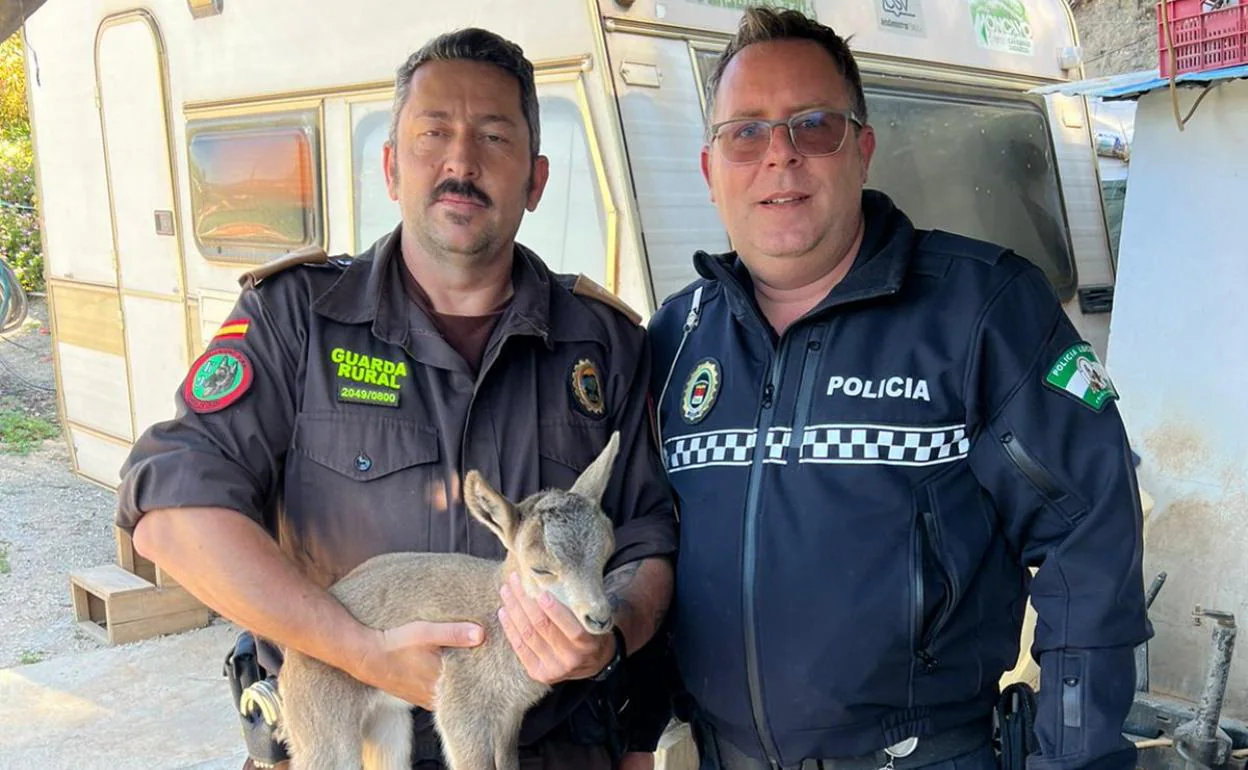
xmin=276 ymin=432 xmax=621 ymax=770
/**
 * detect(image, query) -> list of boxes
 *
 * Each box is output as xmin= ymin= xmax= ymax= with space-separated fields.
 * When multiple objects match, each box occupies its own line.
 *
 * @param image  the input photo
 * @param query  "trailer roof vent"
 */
xmin=1078 ymin=285 xmax=1114 ymax=315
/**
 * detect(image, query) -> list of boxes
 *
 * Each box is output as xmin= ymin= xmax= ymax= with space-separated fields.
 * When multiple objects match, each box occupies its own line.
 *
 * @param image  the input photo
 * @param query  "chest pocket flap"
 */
xmin=293 ymin=412 xmax=439 ymax=482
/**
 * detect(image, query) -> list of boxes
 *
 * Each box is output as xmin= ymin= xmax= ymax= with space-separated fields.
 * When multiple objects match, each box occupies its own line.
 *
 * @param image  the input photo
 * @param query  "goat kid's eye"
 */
xmin=530 ymin=567 xmax=553 ymax=577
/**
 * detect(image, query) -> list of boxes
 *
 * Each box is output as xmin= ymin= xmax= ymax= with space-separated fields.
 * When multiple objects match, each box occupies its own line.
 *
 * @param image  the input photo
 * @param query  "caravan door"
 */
xmin=95 ymin=11 xmax=193 ymax=439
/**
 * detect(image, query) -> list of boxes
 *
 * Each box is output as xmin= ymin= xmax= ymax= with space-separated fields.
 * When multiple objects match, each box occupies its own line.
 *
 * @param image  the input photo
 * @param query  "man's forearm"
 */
xmin=132 ymin=506 xmax=375 ymax=676
xmin=604 ymin=557 xmax=673 ymax=655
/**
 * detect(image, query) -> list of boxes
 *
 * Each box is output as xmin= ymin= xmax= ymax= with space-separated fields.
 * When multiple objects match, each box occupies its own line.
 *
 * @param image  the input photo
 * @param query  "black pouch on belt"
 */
xmin=224 ymin=630 xmax=290 ymax=769
xmin=997 ymin=682 xmax=1038 ymax=770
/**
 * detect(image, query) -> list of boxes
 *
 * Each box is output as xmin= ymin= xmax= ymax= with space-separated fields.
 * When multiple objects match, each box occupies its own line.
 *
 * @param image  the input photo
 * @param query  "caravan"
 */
xmin=22 ymin=0 xmax=1114 ymax=491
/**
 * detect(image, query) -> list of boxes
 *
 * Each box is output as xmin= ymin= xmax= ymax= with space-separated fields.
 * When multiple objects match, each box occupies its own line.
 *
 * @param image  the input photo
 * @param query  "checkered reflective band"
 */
xmin=799 ymin=423 xmax=969 ymax=466
xmin=664 ymin=428 xmax=789 ymax=472
xmin=664 ymin=423 xmax=969 ymax=472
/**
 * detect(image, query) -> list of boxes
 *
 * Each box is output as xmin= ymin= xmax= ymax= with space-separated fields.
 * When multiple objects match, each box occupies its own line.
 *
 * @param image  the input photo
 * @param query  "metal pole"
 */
xmin=1176 ymin=607 xmax=1236 ymax=770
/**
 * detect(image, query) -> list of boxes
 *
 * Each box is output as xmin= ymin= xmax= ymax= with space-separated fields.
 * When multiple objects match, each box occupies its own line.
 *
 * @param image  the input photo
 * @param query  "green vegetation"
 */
xmin=0 ymin=407 xmax=58 ymax=454
xmin=0 ymin=32 xmax=42 ymax=293
xmin=18 ymin=650 xmax=45 ymax=665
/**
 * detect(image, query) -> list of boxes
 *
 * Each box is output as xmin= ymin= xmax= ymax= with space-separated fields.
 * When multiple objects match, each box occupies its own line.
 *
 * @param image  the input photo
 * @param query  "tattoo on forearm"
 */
xmin=605 ymin=559 xmax=672 ymax=648
xmin=605 ymin=561 xmax=642 ymax=617
xmin=604 ymin=560 xmax=642 ymax=593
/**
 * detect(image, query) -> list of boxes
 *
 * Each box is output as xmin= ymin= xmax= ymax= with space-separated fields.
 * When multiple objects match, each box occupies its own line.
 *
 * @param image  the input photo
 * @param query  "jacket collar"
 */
xmin=693 ymin=189 xmax=917 ymax=324
xmin=311 ymin=223 xmax=601 ymax=352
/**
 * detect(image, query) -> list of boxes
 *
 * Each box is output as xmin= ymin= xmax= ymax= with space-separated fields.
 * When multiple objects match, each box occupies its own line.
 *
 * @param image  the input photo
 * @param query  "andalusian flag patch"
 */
xmin=1044 ymin=343 xmax=1118 ymax=411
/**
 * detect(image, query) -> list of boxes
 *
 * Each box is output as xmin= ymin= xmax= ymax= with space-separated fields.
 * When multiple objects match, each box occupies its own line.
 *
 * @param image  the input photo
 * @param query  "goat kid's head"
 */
xmin=464 ymin=432 xmax=619 ymax=636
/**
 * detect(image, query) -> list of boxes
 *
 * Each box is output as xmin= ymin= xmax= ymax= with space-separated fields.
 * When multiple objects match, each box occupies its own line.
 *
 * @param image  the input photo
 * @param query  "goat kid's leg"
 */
xmin=361 ymin=695 xmax=413 ymax=770
xmin=279 ymin=654 xmax=366 ymax=770
xmin=436 ymin=712 xmax=497 ymax=770
xmin=491 ymin=712 xmax=526 ymax=770
xmin=434 ymin=693 xmax=498 ymax=770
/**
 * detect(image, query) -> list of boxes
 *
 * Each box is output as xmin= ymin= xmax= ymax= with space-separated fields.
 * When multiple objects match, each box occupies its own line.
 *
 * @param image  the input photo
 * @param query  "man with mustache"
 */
xmin=647 ymin=8 xmax=1150 ymax=770
xmin=116 ymin=27 xmax=676 ymax=770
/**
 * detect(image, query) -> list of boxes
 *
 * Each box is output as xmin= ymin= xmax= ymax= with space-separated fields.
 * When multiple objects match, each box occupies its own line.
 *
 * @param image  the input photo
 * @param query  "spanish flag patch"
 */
xmin=213 ymin=319 xmax=250 ymax=342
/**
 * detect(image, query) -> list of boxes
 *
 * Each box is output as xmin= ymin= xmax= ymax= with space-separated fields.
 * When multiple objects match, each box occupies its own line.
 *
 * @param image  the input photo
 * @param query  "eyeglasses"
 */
xmin=708 ymin=108 xmax=864 ymax=164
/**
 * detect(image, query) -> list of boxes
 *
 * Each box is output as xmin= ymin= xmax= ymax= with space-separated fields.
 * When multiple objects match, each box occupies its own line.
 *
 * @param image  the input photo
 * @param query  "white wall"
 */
xmin=1106 ymin=79 xmax=1248 ymax=713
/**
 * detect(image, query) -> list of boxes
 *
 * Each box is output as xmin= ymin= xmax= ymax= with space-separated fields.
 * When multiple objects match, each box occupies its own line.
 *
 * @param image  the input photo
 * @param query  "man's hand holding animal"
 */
xmin=497 ymin=570 xmax=616 ymax=684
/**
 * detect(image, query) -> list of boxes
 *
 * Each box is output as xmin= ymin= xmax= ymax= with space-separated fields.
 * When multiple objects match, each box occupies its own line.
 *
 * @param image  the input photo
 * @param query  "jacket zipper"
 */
xmin=788 ymin=326 xmax=827 ymax=456
xmin=740 ymin=335 xmax=790 ymax=768
xmin=1000 ymin=432 xmax=1067 ymax=501
xmin=917 ymin=509 xmax=956 ymax=657
xmin=911 ymin=518 xmax=929 ymax=684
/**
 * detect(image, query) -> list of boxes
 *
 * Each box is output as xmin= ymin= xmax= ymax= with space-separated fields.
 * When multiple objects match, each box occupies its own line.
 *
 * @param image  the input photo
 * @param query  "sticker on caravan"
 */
xmin=688 ymin=0 xmax=816 ymax=17
xmin=876 ymin=0 xmax=926 ymax=37
xmin=969 ymin=0 xmax=1034 ymax=56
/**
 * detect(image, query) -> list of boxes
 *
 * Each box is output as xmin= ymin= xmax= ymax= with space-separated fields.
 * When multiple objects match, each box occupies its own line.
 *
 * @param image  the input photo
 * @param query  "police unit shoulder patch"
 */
xmin=1044 ymin=342 xmax=1118 ymax=411
xmin=184 ymin=347 xmax=253 ymax=413
xmin=571 ymin=358 xmax=606 ymax=417
xmin=681 ymin=358 xmax=721 ymax=424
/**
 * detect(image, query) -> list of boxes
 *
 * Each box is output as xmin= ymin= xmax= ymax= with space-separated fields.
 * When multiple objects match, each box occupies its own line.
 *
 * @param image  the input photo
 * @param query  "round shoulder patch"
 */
xmin=184 ymin=347 xmax=254 ymax=413
xmin=570 ymin=358 xmax=606 ymax=418
xmin=681 ymin=358 xmax=721 ymax=424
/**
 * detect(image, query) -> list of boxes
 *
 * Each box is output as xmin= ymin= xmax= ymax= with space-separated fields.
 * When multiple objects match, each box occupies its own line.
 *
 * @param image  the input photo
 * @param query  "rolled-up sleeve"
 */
xmin=116 ymin=281 xmax=303 ymax=536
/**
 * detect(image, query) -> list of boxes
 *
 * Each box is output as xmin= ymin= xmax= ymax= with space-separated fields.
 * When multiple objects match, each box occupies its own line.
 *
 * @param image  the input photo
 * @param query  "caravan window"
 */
xmin=186 ymin=109 xmax=323 ymax=262
xmin=350 ymin=89 xmax=609 ymax=284
xmin=349 ymin=99 xmax=395 ymax=251
xmin=863 ymin=87 xmax=1075 ymax=298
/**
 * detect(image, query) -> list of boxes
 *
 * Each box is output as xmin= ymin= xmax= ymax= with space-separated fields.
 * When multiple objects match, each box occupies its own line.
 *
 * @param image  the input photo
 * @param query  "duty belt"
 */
xmin=710 ymin=718 xmax=993 ymax=770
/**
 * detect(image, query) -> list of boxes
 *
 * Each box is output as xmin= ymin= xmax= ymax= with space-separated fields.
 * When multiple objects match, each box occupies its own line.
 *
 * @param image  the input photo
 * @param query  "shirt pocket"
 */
xmin=536 ymin=420 xmax=611 ymax=492
xmin=292 ymin=411 xmax=439 ymax=481
xmin=284 ymin=411 xmax=442 ymax=584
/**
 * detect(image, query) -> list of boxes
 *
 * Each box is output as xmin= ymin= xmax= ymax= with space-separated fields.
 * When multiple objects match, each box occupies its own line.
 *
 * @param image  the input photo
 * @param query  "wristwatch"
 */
xmin=591 ymin=626 xmax=627 ymax=682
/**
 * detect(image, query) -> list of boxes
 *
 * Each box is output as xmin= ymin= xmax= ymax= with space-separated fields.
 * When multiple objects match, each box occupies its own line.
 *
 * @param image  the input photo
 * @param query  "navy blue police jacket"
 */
xmin=647 ymin=190 xmax=1152 ymax=770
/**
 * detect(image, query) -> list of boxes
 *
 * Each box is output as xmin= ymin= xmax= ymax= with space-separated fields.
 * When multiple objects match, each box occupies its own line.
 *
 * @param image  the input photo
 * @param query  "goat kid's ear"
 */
xmin=570 ymin=431 xmax=621 ymax=506
xmin=464 ymin=470 xmax=518 ymax=548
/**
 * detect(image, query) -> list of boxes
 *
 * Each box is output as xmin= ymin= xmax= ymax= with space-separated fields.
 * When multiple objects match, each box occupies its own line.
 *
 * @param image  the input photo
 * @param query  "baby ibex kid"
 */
xmin=275 ymin=432 xmax=621 ymax=770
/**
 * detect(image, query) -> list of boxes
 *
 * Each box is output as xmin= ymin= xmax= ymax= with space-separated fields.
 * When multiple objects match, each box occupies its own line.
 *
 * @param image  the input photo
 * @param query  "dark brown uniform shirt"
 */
xmin=115 ymin=226 xmax=678 ymax=745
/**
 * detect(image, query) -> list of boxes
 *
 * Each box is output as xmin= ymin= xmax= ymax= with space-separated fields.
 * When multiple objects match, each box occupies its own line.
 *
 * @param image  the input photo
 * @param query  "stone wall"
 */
xmin=1070 ymin=0 xmax=1160 ymax=77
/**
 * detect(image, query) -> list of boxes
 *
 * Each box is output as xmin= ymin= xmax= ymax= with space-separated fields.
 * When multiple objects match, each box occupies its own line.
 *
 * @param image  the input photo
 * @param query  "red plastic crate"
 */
xmin=1157 ymin=0 xmax=1248 ymax=77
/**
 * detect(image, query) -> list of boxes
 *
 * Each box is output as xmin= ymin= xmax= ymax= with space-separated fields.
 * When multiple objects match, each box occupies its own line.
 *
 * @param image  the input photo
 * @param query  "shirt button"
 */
xmin=355 ymin=453 xmax=372 ymax=472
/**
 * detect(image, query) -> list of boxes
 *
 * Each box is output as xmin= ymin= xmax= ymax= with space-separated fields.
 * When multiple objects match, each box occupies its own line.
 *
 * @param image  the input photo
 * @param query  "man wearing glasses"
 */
xmin=644 ymin=8 xmax=1150 ymax=770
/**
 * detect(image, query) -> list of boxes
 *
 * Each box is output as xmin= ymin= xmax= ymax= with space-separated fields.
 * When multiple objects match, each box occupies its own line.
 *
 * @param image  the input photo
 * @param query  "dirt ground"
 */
xmin=0 ymin=297 xmax=120 ymax=668
xmin=0 ymin=298 xmax=247 ymax=769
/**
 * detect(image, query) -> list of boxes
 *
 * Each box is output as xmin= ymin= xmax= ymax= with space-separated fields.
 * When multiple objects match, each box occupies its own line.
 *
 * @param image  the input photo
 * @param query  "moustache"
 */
xmin=430 ymin=178 xmax=493 ymax=208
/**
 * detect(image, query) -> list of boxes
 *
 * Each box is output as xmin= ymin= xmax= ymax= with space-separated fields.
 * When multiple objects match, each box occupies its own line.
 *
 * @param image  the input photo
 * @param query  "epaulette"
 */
xmin=919 ymin=230 xmax=1009 ymax=265
xmin=567 ymin=274 xmax=642 ymax=326
xmin=238 ymin=245 xmax=334 ymax=290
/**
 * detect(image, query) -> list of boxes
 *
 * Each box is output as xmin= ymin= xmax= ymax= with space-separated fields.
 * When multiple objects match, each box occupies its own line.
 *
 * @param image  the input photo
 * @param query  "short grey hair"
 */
xmin=388 ymin=28 xmax=541 ymax=159
xmin=704 ymin=7 xmax=868 ymax=129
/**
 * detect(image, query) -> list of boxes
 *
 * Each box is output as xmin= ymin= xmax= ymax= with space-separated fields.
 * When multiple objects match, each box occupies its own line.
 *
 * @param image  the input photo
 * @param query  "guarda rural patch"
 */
xmin=332 ymin=347 xmax=407 ymax=407
xmin=185 ymin=348 xmax=253 ymax=413
xmin=1044 ymin=343 xmax=1118 ymax=411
